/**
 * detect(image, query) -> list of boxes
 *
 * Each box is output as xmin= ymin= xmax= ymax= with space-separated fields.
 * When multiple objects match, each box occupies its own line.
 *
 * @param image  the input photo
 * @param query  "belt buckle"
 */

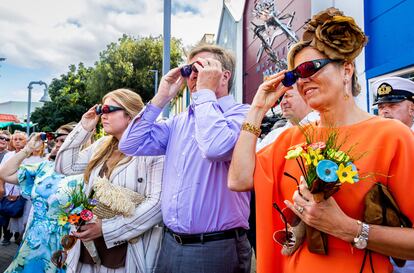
xmin=173 ymin=233 xmax=183 ymax=244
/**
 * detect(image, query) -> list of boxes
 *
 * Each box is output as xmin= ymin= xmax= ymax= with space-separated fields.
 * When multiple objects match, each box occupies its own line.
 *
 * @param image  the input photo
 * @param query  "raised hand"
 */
xmin=251 ymin=71 xmax=292 ymax=113
xmin=81 ymin=105 xmax=100 ymax=132
xmin=152 ymin=67 xmax=184 ymax=108
xmin=24 ymin=133 xmax=43 ymax=156
xmin=193 ymin=57 xmax=223 ymax=93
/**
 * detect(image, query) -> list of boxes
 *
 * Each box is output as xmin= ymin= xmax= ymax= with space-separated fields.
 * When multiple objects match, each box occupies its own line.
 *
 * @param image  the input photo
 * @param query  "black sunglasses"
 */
xmin=0 ymin=136 xmax=10 ymax=142
xmin=95 ymin=104 xmax=124 ymax=115
xmin=180 ymin=61 xmax=203 ymax=77
xmin=282 ymin=59 xmax=335 ymax=87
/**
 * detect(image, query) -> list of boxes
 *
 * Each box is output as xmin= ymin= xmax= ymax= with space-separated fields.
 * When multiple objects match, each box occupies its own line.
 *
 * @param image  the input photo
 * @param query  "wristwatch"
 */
xmin=353 ymin=220 xmax=370 ymax=249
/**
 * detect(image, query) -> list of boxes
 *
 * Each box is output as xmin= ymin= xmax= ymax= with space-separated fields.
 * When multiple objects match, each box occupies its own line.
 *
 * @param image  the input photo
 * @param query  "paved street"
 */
xmin=0 ymin=239 xmax=18 ymax=272
xmin=0 ymin=240 xmax=255 ymax=272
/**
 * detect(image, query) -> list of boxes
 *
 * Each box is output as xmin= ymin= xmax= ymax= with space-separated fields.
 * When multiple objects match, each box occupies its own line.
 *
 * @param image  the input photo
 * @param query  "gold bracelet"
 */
xmin=241 ymin=122 xmax=261 ymax=137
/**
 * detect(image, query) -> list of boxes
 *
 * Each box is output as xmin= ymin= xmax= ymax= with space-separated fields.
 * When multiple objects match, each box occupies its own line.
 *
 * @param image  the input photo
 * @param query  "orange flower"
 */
xmin=68 ymin=214 xmax=81 ymax=225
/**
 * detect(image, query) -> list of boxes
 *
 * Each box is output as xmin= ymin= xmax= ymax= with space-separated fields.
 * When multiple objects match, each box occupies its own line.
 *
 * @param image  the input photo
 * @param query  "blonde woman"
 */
xmin=55 ymin=89 xmax=164 ymax=273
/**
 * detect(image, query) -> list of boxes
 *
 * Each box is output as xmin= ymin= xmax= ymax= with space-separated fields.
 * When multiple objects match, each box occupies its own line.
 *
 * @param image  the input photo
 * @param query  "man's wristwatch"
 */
xmin=353 ymin=220 xmax=370 ymax=249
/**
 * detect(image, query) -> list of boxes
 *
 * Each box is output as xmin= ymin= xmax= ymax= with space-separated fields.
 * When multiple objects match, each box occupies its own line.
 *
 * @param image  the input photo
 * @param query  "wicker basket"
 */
xmin=92 ymin=177 xmax=146 ymax=219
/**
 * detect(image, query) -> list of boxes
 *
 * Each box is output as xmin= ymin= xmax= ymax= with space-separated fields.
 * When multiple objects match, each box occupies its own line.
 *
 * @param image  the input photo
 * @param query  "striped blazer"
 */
xmin=55 ymin=123 xmax=164 ymax=273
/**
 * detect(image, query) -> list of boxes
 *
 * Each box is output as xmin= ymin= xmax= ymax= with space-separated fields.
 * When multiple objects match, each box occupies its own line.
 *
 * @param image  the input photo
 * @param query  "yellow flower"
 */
xmin=327 ymin=149 xmax=350 ymax=163
xmin=58 ymin=215 xmax=68 ymax=226
xmin=303 ymin=147 xmax=324 ymax=167
xmin=336 ymin=163 xmax=358 ymax=184
xmin=285 ymin=146 xmax=303 ymax=159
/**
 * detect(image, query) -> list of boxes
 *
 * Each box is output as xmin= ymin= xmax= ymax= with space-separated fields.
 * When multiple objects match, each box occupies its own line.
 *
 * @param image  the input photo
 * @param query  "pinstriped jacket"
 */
xmin=55 ymin=124 xmax=164 ymax=273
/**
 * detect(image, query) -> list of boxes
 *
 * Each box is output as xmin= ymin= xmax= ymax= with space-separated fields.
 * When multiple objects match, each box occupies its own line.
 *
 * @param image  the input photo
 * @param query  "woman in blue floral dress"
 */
xmin=0 ymin=124 xmax=79 ymax=273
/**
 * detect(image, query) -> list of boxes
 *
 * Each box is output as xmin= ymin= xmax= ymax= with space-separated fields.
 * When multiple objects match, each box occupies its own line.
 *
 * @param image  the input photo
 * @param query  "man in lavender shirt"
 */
xmin=119 ymin=44 xmax=251 ymax=273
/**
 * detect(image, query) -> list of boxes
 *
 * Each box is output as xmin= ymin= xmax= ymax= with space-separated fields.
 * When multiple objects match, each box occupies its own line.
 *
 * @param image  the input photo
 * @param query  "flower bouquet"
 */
xmin=284 ymin=127 xmax=361 ymax=255
xmin=285 ymin=128 xmax=360 ymax=202
xmin=57 ymin=184 xmax=101 ymax=265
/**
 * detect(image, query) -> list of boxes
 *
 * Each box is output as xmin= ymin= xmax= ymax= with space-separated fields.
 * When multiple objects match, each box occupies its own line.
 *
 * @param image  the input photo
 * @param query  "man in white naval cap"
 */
xmin=373 ymin=76 xmax=414 ymax=272
xmin=372 ymin=76 xmax=414 ymax=130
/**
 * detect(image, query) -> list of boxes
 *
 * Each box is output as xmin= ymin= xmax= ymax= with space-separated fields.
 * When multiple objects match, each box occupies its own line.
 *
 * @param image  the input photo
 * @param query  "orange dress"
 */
xmin=254 ymin=116 xmax=414 ymax=273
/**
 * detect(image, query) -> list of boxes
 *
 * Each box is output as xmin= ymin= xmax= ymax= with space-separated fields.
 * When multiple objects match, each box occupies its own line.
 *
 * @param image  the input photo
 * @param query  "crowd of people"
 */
xmin=0 ymin=7 xmax=413 ymax=273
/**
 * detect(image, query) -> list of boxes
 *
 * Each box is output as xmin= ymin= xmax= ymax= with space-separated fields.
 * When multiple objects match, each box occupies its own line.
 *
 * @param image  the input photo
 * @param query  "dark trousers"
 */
xmin=155 ymin=230 xmax=252 ymax=273
xmin=0 ymin=216 xmax=18 ymax=242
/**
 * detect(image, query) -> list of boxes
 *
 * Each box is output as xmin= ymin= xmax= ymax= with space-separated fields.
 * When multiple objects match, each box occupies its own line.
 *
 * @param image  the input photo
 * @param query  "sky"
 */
xmin=0 ymin=0 xmax=222 ymax=103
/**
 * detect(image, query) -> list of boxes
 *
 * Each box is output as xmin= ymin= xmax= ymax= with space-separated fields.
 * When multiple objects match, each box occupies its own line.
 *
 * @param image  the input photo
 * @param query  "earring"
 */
xmin=343 ymin=78 xmax=350 ymax=100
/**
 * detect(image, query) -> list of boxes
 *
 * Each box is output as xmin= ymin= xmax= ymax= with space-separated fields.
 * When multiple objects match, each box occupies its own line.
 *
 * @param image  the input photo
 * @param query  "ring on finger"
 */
xmin=295 ymin=205 xmax=304 ymax=214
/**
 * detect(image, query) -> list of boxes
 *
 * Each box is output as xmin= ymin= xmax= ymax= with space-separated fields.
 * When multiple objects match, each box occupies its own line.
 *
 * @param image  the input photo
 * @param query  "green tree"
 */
xmin=88 ymin=35 xmax=184 ymax=102
xmin=31 ymin=63 xmax=94 ymax=131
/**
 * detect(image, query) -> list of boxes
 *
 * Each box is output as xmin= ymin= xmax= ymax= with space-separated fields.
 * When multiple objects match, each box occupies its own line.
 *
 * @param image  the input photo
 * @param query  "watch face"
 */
xmin=354 ymin=238 xmax=367 ymax=249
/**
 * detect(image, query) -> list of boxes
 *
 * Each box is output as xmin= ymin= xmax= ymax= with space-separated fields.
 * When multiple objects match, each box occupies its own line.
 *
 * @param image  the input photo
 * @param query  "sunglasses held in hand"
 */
xmin=51 ymin=234 xmax=77 ymax=268
xmin=95 ymin=104 xmax=124 ymax=115
xmin=282 ymin=59 xmax=335 ymax=87
xmin=272 ymin=202 xmax=301 ymax=247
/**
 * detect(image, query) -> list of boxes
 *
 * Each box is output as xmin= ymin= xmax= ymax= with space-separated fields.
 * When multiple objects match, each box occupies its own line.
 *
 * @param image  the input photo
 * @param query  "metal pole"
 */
xmin=149 ymin=70 xmax=158 ymax=96
xmin=162 ymin=0 xmax=171 ymax=118
xmin=26 ymin=86 xmax=32 ymax=135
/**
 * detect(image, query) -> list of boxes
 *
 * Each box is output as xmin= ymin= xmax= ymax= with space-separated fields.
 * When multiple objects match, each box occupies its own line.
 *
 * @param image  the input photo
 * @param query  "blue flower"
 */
xmin=346 ymin=162 xmax=359 ymax=182
xmin=316 ymin=160 xmax=339 ymax=182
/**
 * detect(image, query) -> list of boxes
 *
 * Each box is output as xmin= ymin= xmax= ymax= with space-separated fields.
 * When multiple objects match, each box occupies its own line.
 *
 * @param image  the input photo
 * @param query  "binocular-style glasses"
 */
xmin=40 ymin=132 xmax=68 ymax=141
xmin=95 ymin=104 xmax=124 ymax=115
xmin=282 ymin=59 xmax=334 ymax=87
xmin=180 ymin=61 xmax=203 ymax=77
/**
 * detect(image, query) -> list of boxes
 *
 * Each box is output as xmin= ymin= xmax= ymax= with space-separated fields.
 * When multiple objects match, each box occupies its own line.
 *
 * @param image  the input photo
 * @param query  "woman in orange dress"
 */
xmin=228 ymin=7 xmax=414 ymax=273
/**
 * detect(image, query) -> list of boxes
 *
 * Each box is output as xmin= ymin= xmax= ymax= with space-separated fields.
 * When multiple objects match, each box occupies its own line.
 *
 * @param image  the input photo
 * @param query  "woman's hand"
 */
xmin=284 ymin=178 xmax=358 ymax=243
xmin=152 ymin=67 xmax=184 ymax=108
xmin=251 ymin=71 xmax=292 ymax=113
xmin=23 ymin=133 xmax=43 ymax=157
xmin=81 ymin=105 xmax=100 ymax=132
xmin=74 ymin=219 xmax=103 ymax=242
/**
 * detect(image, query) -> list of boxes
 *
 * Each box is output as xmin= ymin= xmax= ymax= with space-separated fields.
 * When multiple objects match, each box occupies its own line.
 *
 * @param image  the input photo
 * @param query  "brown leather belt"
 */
xmin=165 ymin=227 xmax=246 ymax=245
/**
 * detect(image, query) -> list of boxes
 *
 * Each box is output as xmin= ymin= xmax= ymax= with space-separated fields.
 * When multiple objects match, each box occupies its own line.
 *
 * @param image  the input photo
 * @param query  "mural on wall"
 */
xmin=251 ymin=0 xmax=298 ymax=76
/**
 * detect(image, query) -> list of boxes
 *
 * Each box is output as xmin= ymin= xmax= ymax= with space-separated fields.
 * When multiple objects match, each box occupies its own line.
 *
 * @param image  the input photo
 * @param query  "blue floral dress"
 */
xmin=5 ymin=161 xmax=83 ymax=273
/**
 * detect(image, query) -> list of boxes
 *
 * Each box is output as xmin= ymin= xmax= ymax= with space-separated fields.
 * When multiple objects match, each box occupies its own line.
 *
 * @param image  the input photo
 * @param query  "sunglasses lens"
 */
xmin=95 ymin=105 xmax=102 ymax=115
xmin=101 ymin=105 xmax=111 ymax=114
xmin=40 ymin=133 xmax=47 ymax=141
xmin=180 ymin=65 xmax=193 ymax=77
xmin=51 ymin=250 xmax=67 ymax=268
xmin=296 ymin=61 xmax=320 ymax=78
xmin=273 ymin=230 xmax=296 ymax=247
xmin=61 ymin=235 xmax=77 ymax=250
xmin=281 ymin=207 xmax=301 ymax=227
xmin=282 ymin=71 xmax=297 ymax=87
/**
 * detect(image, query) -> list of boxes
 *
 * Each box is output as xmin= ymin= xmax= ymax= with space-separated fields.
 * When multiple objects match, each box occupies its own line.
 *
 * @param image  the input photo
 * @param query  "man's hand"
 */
xmin=193 ymin=57 xmax=223 ymax=93
xmin=152 ymin=67 xmax=184 ymax=108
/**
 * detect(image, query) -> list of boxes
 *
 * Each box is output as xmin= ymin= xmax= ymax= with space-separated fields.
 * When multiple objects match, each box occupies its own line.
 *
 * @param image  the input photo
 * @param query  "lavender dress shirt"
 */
xmin=119 ymin=89 xmax=250 ymax=234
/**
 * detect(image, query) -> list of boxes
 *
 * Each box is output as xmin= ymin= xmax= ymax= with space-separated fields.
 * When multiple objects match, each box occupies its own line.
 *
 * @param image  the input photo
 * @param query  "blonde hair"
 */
xmin=188 ymin=44 xmax=235 ymax=92
xmin=84 ymin=89 xmax=144 ymax=182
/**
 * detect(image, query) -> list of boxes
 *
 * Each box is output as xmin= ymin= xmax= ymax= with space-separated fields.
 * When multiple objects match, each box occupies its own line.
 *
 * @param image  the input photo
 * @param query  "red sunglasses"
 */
xmin=95 ymin=104 xmax=124 ymax=115
xmin=282 ymin=59 xmax=335 ymax=87
xmin=272 ymin=202 xmax=301 ymax=247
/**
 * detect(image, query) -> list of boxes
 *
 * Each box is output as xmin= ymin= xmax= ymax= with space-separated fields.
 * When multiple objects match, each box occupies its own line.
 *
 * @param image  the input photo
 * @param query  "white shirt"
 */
xmin=256 ymin=111 xmax=319 ymax=152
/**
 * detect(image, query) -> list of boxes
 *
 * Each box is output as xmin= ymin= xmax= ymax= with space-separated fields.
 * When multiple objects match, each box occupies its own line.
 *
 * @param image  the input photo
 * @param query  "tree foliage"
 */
xmin=30 ymin=63 xmax=93 ymax=131
xmin=88 ymin=35 xmax=184 ymax=103
xmin=31 ymin=35 xmax=184 ymax=131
